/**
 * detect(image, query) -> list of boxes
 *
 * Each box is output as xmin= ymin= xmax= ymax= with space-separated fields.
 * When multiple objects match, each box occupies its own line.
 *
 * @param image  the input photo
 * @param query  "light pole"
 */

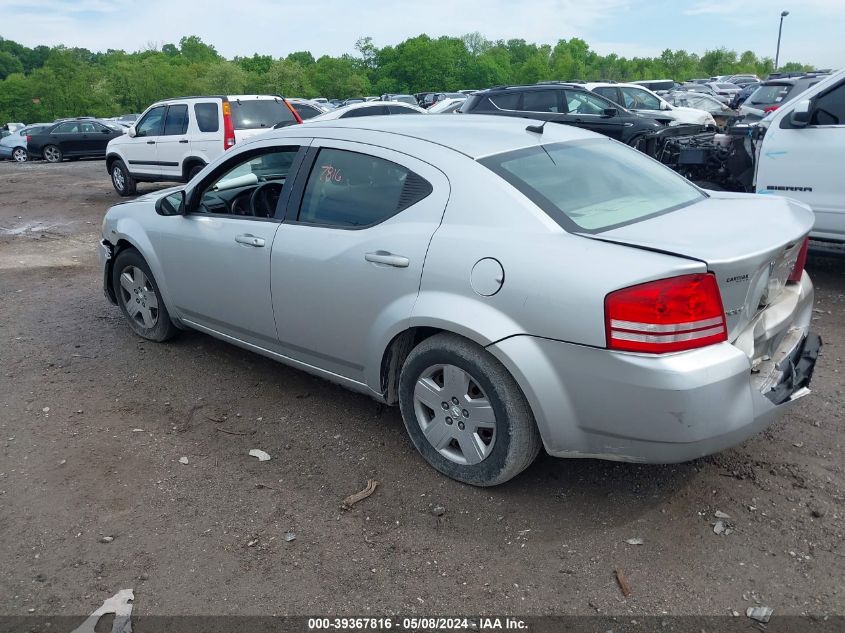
xmin=775 ymin=10 xmax=789 ymax=70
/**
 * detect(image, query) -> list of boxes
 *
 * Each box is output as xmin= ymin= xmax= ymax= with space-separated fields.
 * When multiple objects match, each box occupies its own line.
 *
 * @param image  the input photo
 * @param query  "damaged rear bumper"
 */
xmin=487 ymin=274 xmax=820 ymax=464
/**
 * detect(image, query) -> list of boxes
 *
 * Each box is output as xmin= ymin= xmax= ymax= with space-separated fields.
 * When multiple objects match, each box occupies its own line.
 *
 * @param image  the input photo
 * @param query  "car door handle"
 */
xmin=146 ymin=140 xmax=155 ymax=144
xmin=235 ymin=234 xmax=265 ymax=247
xmin=365 ymin=251 xmax=409 ymax=267
xmin=178 ymin=139 xmax=189 ymax=144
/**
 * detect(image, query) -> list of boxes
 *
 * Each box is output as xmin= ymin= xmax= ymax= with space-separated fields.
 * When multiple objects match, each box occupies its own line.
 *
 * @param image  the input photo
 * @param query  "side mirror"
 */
xmin=127 ymin=126 xmax=137 ymax=138
xmin=660 ymin=101 xmax=671 ymax=111
xmin=601 ymin=107 xmax=618 ymax=118
xmin=102 ymin=128 xmax=112 ymax=134
xmin=155 ymin=190 xmax=185 ymax=216
xmin=789 ymin=99 xmax=812 ymax=127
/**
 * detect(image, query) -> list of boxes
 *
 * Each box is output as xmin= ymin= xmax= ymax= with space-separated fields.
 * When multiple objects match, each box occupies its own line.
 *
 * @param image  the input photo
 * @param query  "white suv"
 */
xmin=106 ymin=95 xmax=301 ymax=196
xmin=584 ymin=82 xmax=716 ymax=127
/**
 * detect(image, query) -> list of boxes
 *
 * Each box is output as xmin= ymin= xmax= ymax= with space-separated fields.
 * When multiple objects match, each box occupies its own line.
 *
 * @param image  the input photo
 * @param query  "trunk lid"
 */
xmin=589 ymin=192 xmax=814 ymax=340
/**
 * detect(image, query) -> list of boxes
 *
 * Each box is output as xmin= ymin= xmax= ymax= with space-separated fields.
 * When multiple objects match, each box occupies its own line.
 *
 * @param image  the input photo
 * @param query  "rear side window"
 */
xmin=488 ymin=92 xmax=521 ymax=110
xmin=229 ymin=99 xmax=294 ymax=129
xmin=749 ymin=84 xmax=791 ymax=105
xmin=387 ymin=105 xmax=421 ymax=115
xmin=163 ymin=105 xmax=189 ymax=135
xmin=194 ymin=103 xmax=219 ymax=132
xmin=297 ymin=148 xmax=432 ymax=228
xmin=341 ymin=105 xmax=388 ymax=118
xmin=481 ymin=139 xmax=704 ymax=233
xmin=293 ymin=104 xmax=322 ymax=120
xmin=811 ymin=82 xmax=845 ymax=125
xmin=52 ymin=122 xmax=79 ymax=134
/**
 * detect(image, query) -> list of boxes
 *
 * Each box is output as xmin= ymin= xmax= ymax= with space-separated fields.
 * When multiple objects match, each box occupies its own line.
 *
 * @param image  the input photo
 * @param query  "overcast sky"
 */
xmin=1 ymin=0 xmax=842 ymax=68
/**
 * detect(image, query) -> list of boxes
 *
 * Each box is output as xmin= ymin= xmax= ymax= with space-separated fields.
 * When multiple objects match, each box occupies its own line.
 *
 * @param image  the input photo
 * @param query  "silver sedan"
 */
xmin=99 ymin=115 xmax=821 ymax=485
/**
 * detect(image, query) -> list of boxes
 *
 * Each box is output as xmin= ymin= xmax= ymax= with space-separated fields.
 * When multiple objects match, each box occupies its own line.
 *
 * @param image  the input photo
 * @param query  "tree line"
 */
xmin=0 ymin=33 xmax=813 ymax=123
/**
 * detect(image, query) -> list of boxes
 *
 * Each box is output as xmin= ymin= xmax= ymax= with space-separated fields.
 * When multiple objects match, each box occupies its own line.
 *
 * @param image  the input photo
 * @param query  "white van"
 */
xmin=755 ymin=69 xmax=845 ymax=243
xmin=106 ymin=95 xmax=302 ymax=196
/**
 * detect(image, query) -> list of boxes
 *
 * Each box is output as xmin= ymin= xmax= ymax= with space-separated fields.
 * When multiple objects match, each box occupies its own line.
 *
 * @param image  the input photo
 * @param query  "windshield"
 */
xmin=480 ymin=139 xmax=704 ymax=233
xmin=229 ymin=99 xmax=295 ymax=129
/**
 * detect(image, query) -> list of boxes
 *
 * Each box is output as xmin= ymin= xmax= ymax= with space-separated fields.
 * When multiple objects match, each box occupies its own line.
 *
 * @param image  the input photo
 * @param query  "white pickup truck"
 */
xmin=755 ymin=68 xmax=845 ymax=243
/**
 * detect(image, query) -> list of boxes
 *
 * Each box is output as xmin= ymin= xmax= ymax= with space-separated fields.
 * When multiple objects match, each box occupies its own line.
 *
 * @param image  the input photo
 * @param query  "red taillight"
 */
xmin=26 ymin=135 xmax=32 ymax=142
xmin=763 ymin=105 xmax=780 ymax=113
xmin=222 ymin=101 xmax=235 ymax=149
xmin=285 ymin=99 xmax=303 ymax=124
xmin=605 ymin=273 xmax=727 ymax=354
xmin=788 ymin=237 xmax=809 ymax=283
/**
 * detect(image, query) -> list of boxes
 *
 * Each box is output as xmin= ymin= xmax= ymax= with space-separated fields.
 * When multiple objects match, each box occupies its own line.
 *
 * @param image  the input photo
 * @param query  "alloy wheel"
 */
xmin=112 ymin=166 xmax=126 ymax=191
xmin=12 ymin=148 xmax=27 ymax=162
xmin=44 ymin=146 xmax=61 ymax=163
xmin=118 ymin=266 xmax=159 ymax=329
xmin=412 ymin=364 xmax=497 ymax=465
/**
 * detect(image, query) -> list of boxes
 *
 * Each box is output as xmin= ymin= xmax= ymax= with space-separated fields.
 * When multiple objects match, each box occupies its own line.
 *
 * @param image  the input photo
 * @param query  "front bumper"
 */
xmin=488 ymin=273 xmax=820 ymax=463
xmin=99 ymin=239 xmax=117 ymax=304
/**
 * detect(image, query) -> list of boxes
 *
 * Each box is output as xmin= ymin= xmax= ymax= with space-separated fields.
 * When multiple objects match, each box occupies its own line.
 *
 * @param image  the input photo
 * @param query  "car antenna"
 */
xmin=526 ymin=113 xmax=568 ymax=134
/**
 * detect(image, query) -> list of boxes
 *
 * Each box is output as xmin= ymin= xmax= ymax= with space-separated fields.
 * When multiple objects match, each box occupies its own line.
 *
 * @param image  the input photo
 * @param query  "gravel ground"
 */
xmin=0 ymin=160 xmax=843 ymax=622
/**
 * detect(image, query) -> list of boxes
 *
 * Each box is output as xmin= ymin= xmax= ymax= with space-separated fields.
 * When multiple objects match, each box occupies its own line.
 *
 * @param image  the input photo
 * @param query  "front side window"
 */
xmin=196 ymin=147 xmax=300 ymax=218
xmin=522 ymin=90 xmax=561 ymax=113
xmin=163 ymin=104 xmax=189 ymax=135
xmin=621 ymin=87 xmax=661 ymax=111
xmin=564 ymin=91 xmax=613 ymax=115
xmin=194 ymin=103 xmax=219 ymax=132
xmin=481 ymin=139 xmax=704 ymax=233
xmin=297 ymin=148 xmax=432 ymax=228
xmin=135 ymin=106 xmax=166 ymax=137
xmin=811 ymin=82 xmax=845 ymax=125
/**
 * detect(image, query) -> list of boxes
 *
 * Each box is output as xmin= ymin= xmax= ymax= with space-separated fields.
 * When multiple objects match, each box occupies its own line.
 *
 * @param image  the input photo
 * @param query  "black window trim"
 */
xmin=185 ymin=144 xmax=309 ymax=222
xmin=285 ymin=146 xmax=433 ymax=231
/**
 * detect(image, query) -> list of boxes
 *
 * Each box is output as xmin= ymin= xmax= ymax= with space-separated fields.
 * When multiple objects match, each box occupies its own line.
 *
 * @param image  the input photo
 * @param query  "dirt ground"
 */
xmin=1 ymin=159 xmax=843 ymax=621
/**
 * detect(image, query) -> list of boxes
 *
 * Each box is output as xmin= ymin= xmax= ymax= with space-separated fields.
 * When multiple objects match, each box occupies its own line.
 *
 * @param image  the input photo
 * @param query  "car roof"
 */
xmin=584 ymin=82 xmax=656 ymax=90
xmin=478 ymin=83 xmax=583 ymax=94
xmin=268 ymin=113 xmax=599 ymax=159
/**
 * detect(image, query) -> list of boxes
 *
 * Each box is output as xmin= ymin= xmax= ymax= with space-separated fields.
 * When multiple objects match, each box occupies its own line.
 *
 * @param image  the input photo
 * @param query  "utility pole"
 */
xmin=775 ymin=11 xmax=789 ymax=70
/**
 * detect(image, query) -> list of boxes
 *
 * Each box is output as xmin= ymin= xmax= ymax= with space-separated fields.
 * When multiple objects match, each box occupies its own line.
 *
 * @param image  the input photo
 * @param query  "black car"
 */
xmin=28 ymin=119 xmax=125 ymax=163
xmin=461 ymin=84 xmax=663 ymax=146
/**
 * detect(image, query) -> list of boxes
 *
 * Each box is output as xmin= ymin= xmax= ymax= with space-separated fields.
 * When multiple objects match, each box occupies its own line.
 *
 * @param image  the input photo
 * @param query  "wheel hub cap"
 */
xmin=412 ymin=364 xmax=496 ymax=466
xmin=118 ymin=266 xmax=159 ymax=329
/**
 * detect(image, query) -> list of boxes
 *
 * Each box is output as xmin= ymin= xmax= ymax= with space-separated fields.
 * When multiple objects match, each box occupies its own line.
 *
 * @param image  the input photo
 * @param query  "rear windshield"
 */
xmin=480 ymin=139 xmax=704 ymax=233
xmin=229 ymin=99 xmax=295 ymax=129
xmin=749 ymin=84 xmax=792 ymax=105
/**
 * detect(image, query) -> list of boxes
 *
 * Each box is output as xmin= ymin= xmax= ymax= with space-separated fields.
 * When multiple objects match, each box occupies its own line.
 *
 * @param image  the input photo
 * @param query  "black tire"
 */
xmin=110 ymin=159 xmax=137 ymax=196
xmin=187 ymin=163 xmax=205 ymax=181
xmin=112 ymin=248 xmax=179 ymax=342
xmin=42 ymin=144 xmax=62 ymax=163
xmin=398 ymin=333 xmax=541 ymax=486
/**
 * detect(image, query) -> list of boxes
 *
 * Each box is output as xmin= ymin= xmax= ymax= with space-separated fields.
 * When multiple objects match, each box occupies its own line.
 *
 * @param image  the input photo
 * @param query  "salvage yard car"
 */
xmin=0 ymin=122 xmax=51 ymax=161
xmin=106 ymin=95 xmax=302 ymax=196
xmin=585 ymin=82 xmax=716 ymax=126
xmin=461 ymin=83 xmax=665 ymax=147
xmin=27 ymin=119 xmax=124 ymax=163
xmin=99 ymin=115 xmax=821 ymax=486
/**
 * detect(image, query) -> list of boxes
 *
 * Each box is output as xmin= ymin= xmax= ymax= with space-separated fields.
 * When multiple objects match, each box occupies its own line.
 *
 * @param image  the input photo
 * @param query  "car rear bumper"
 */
xmin=488 ymin=273 xmax=819 ymax=463
xmin=0 ymin=146 xmax=13 ymax=159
